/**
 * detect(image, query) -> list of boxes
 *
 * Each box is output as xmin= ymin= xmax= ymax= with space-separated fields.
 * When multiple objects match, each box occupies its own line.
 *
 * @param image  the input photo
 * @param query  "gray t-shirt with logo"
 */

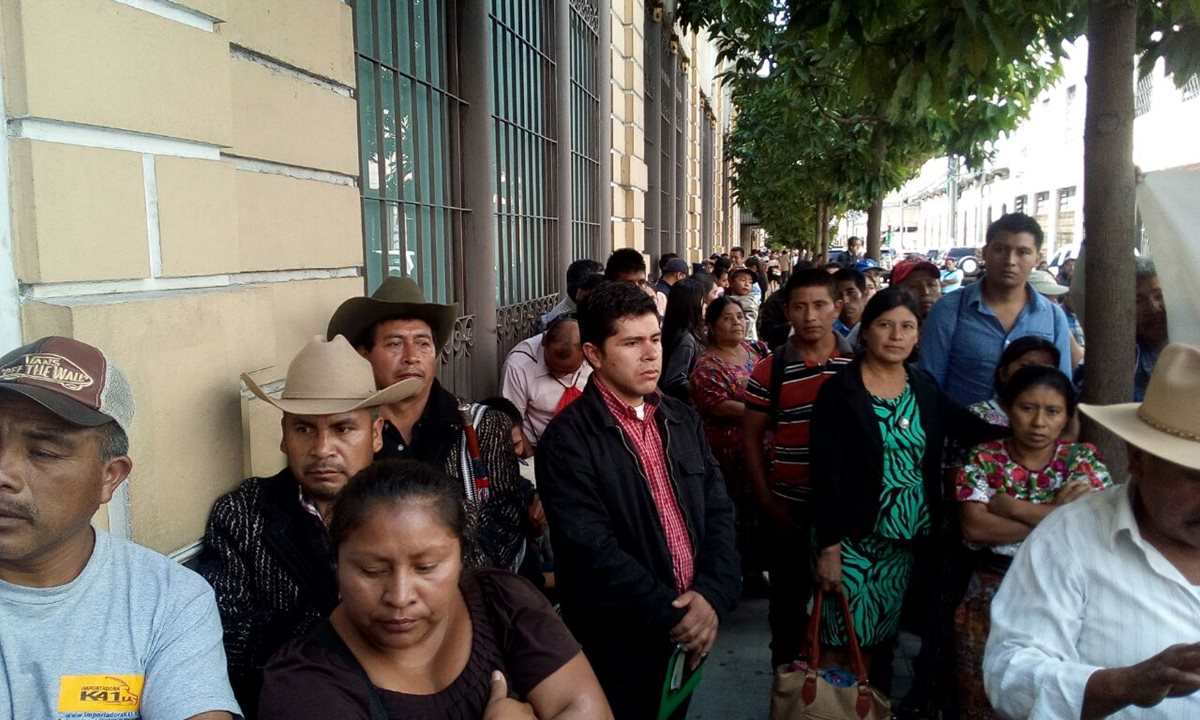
xmin=0 ymin=527 xmax=242 ymax=719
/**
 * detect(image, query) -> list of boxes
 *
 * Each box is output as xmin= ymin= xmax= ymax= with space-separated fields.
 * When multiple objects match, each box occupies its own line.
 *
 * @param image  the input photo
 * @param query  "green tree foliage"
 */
xmin=680 ymin=0 xmax=1198 ymax=254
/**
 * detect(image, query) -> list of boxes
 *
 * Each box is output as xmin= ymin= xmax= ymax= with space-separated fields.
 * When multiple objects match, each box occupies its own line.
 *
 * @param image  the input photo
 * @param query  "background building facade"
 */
xmin=837 ymin=38 xmax=1200 ymax=257
xmin=0 ymin=0 xmax=738 ymax=558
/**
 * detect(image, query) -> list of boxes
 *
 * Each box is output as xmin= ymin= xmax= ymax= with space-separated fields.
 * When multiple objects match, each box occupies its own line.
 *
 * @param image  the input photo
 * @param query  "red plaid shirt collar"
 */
xmin=593 ymin=376 xmax=695 ymax=593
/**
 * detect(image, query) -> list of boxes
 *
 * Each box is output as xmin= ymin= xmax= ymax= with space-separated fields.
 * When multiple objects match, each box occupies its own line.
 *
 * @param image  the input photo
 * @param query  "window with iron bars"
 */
xmin=490 ymin=0 xmax=559 ymax=309
xmin=1134 ymin=72 xmax=1154 ymax=117
xmin=353 ymin=0 xmax=465 ymax=302
xmin=1182 ymin=74 xmax=1200 ymax=102
xmin=569 ymin=0 xmax=602 ymax=262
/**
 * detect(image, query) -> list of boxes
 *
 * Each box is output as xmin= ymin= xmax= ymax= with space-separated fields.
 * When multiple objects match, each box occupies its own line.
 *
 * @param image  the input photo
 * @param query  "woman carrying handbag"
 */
xmin=807 ymin=289 xmax=1004 ymax=692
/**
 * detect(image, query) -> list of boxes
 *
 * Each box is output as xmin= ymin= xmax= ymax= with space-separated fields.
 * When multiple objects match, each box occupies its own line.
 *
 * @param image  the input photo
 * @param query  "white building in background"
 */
xmin=838 ymin=38 xmax=1200 ymax=257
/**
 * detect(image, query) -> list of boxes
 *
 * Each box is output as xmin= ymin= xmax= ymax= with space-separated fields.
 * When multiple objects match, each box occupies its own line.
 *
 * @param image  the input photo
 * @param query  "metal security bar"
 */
xmin=354 ymin=0 xmax=474 ymax=395
xmin=672 ymin=51 xmax=686 ymax=258
xmin=490 ymin=0 xmax=560 ymax=315
xmin=658 ymin=23 xmax=676 ymax=259
xmin=1134 ymin=72 xmax=1153 ymax=117
xmin=1183 ymin=73 xmax=1200 ymax=102
xmin=643 ymin=2 xmax=659 ymax=257
xmin=700 ymin=106 xmax=714 ymax=257
xmin=569 ymin=0 xmax=601 ymax=262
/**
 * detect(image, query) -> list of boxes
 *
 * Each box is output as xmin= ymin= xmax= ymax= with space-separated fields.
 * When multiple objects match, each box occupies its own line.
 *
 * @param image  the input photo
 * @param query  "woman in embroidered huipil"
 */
xmin=954 ymin=365 xmax=1111 ymax=719
xmin=689 ymin=296 xmax=768 ymax=589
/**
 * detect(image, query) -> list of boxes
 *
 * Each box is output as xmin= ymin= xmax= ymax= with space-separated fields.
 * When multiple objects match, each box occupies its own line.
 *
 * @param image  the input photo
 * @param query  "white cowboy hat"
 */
xmin=1079 ymin=344 xmax=1200 ymax=470
xmin=242 ymin=335 xmax=422 ymax=415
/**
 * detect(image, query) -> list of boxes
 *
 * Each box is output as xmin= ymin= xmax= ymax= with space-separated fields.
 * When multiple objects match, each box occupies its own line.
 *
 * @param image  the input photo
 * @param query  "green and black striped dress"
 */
xmin=820 ymin=382 xmax=930 ymax=648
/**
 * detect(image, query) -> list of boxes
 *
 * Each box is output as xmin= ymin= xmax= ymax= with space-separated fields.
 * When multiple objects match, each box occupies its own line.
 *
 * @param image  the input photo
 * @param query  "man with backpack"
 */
xmin=742 ymin=269 xmax=854 ymax=668
xmin=326 ymin=277 xmax=529 ymax=570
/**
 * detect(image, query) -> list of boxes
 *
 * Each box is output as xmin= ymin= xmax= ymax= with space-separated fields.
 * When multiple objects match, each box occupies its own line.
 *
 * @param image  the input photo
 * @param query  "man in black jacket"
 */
xmin=537 ymin=282 xmax=740 ymax=720
xmin=199 ymin=336 xmax=420 ymax=717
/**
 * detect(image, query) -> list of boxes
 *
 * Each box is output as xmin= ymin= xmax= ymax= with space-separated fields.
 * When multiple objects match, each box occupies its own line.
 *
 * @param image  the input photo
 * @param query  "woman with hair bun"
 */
xmin=259 ymin=459 xmax=611 ymax=720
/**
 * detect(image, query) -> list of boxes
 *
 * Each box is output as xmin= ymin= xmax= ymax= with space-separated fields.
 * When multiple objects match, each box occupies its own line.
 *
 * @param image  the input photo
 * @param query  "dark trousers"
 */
xmin=584 ymin=635 xmax=687 ymax=720
xmin=766 ymin=498 xmax=814 ymax=668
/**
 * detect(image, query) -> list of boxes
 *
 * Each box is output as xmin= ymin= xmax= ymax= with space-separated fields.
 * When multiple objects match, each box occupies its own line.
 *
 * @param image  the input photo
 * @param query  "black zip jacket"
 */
xmin=535 ymin=380 xmax=740 ymax=646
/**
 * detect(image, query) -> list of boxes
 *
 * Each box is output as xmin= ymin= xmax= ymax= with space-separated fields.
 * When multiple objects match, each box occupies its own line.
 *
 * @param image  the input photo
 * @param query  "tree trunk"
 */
xmin=866 ymin=197 xmax=883 ymax=261
xmin=866 ymin=128 xmax=887 ymax=260
xmin=1080 ymin=0 xmax=1137 ymax=474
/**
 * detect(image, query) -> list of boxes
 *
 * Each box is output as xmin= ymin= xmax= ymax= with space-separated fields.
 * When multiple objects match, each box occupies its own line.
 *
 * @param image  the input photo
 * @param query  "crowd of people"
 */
xmin=1 ymin=212 xmax=1196 ymax=720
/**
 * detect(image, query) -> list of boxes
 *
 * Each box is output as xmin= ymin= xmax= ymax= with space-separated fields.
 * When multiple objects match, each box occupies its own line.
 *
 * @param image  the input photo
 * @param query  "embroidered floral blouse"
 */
xmin=689 ymin=340 xmax=767 ymax=466
xmin=956 ymin=439 xmax=1113 ymax=556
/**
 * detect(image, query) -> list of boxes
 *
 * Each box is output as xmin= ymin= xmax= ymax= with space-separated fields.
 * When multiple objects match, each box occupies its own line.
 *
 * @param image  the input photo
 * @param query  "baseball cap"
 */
xmin=0 ymin=337 xmax=134 ymax=437
xmin=1028 ymin=269 xmax=1069 ymax=296
xmin=890 ymin=259 xmax=940 ymax=286
xmin=663 ymin=258 xmax=690 ymax=274
xmin=855 ymin=258 xmax=881 ymax=272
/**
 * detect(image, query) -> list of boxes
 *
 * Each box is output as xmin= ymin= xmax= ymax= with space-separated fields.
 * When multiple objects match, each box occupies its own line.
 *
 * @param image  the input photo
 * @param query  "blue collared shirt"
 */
xmin=919 ymin=280 xmax=1072 ymax=407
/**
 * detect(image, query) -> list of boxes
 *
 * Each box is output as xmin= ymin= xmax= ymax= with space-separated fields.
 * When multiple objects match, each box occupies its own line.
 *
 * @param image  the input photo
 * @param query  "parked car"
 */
xmin=945 ymin=246 xmax=983 ymax=276
xmin=1047 ymin=243 xmax=1081 ymax=276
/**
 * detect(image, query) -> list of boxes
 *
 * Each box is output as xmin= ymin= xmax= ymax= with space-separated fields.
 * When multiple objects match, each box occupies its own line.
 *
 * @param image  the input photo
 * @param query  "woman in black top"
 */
xmin=659 ymin=277 xmax=708 ymax=402
xmin=259 ymin=460 xmax=611 ymax=720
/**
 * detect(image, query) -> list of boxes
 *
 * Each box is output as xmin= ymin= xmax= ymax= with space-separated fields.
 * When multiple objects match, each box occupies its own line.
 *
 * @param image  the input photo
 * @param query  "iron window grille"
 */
xmin=569 ymin=0 xmax=602 ymax=261
xmin=353 ymin=0 xmax=466 ymax=304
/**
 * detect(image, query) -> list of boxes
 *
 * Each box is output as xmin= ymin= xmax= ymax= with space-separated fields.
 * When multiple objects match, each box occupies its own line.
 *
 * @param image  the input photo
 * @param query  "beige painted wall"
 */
xmin=606 ymin=2 xmax=734 ymax=258
xmin=1 ymin=0 xmax=363 ymax=554
xmin=0 ymin=0 xmax=737 ymax=555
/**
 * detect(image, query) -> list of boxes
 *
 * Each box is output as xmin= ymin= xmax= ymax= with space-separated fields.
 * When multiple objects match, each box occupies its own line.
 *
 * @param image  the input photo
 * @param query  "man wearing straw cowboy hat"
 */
xmin=199 ymin=335 xmax=421 ymax=717
xmin=327 ymin=276 xmax=531 ymax=572
xmin=984 ymin=344 xmax=1200 ymax=719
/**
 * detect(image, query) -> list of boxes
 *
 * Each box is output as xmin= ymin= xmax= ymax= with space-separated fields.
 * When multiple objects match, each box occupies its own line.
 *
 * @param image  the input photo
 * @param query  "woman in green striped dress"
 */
xmin=809 ymin=288 xmax=1003 ymax=674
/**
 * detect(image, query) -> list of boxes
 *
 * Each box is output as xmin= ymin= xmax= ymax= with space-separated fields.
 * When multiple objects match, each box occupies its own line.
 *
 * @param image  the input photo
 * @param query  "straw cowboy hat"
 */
xmin=326 ymin=276 xmax=458 ymax=353
xmin=1079 ymin=343 xmax=1200 ymax=470
xmin=242 ymin=335 xmax=422 ymax=415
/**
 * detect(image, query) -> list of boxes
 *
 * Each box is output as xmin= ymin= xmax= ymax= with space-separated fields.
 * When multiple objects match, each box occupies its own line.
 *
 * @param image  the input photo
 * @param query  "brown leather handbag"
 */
xmin=769 ymin=590 xmax=891 ymax=720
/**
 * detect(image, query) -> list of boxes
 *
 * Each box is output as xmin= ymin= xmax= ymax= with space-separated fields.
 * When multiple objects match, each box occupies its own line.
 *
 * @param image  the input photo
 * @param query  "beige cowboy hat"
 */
xmin=1079 ymin=344 xmax=1200 ymax=470
xmin=242 ymin=335 xmax=422 ymax=415
xmin=326 ymin=276 xmax=458 ymax=353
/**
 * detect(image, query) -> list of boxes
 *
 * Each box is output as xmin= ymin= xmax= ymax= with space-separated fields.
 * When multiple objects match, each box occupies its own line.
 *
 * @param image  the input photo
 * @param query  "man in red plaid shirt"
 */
xmin=537 ymin=281 xmax=740 ymax=719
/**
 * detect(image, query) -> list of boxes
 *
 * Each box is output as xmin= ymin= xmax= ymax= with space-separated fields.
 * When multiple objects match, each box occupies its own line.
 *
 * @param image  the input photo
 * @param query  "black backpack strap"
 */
xmin=768 ymin=342 xmax=789 ymax=428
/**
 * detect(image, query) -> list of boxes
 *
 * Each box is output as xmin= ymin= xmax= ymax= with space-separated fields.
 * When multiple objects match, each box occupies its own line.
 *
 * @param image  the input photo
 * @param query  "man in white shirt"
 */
xmin=501 ymin=315 xmax=591 ymax=447
xmin=984 ymin=343 xmax=1200 ymax=719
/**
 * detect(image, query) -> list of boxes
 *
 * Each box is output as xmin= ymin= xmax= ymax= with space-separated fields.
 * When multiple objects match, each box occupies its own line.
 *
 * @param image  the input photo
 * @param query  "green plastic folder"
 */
xmin=657 ymin=644 xmax=706 ymax=720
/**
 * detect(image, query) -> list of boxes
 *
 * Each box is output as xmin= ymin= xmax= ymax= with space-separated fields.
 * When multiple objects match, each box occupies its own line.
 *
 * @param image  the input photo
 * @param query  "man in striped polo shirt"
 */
xmin=743 ymin=269 xmax=854 ymax=668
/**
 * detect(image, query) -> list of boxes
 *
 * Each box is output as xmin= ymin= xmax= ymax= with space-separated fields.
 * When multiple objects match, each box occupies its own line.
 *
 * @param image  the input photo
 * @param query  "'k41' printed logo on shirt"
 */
xmin=57 ymin=675 xmax=143 ymax=717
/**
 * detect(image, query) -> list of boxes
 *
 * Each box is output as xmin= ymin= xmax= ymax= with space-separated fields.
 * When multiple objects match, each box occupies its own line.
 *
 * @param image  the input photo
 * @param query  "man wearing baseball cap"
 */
xmin=0 ymin=337 xmax=241 ymax=720
xmin=654 ymin=256 xmax=691 ymax=317
xmin=984 ymin=344 xmax=1200 ymax=718
xmin=890 ymin=257 xmax=943 ymax=319
xmin=198 ymin=335 xmax=420 ymax=717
